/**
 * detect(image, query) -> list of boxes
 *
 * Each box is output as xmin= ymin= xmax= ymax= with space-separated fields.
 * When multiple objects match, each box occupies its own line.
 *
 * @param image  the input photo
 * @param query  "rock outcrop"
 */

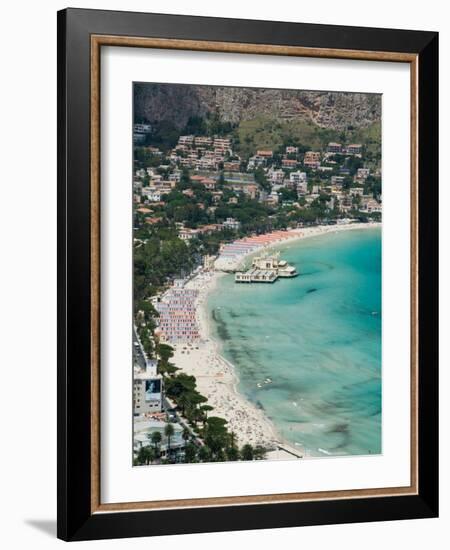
xmin=134 ymin=83 xmax=381 ymax=132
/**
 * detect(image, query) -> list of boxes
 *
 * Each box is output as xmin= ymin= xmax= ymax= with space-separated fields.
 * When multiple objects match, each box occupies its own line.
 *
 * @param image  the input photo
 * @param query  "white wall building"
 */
xmin=133 ymin=360 xmax=163 ymax=415
xmin=290 ymin=170 xmax=307 ymax=185
xmin=142 ymin=187 xmax=162 ymax=202
xmin=268 ymin=168 xmax=285 ymax=184
xmin=222 ymin=217 xmax=241 ymax=231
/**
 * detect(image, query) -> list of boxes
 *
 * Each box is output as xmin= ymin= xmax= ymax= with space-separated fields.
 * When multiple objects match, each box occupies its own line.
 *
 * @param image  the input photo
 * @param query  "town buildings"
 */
xmin=327 ymin=142 xmax=342 ymax=154
xmin=347 ymin=143 xmax=362 ymax=155
xmin=133 ymin=131 xmax=381 ymax=230
xmin=303 ymin=151 xmax=321 ymax=168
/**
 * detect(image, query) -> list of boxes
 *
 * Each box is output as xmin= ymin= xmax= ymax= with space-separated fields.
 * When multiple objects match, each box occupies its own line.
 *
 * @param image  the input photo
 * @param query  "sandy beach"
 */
xmin=215 ymin=221 xmax=381 ymax=272
xmin=172 ymin=270 xmax=281 ymax=450
xmin=170 ymin=221 xmax=380 ymax=458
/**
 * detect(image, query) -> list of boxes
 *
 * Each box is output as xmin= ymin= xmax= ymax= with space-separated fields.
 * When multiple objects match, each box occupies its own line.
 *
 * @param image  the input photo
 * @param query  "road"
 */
xmin=133 ymin=326 xmax=147 ymax=370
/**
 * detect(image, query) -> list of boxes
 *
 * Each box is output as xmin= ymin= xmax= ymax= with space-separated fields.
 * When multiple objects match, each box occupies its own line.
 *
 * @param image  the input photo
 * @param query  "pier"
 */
xmin=235 ymin=253 xmax=297 ymax=283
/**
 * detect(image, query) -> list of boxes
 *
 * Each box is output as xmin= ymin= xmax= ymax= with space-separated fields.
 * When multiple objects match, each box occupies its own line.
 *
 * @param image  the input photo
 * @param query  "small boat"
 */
xmin=318 ymin=448 xmax=332 ymax=455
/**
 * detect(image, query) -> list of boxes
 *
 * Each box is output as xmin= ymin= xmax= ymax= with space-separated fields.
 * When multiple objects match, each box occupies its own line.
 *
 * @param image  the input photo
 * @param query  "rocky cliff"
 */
xmin=134 ymin=83 xmax=381 ymax=132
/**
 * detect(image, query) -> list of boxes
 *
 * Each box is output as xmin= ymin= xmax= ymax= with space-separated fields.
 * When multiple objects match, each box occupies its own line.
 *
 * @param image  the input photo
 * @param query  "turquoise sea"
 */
xmin=207 ymin=227 xmax=382 ymax=457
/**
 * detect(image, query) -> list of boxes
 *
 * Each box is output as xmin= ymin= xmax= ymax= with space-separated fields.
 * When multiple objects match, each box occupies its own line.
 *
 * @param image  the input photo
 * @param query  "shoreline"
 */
xmin=171 ymin=221 xmax=381 ymax=459
xmin=172 ymin=270 xmax=284 ymax=451
xmin=216 ymin=221 xmax=381 ymax=272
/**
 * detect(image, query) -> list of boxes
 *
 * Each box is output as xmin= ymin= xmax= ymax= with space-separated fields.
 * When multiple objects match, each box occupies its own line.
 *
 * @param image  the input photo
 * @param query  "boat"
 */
xmin=318 ymin=448 xmax=332 ymax=455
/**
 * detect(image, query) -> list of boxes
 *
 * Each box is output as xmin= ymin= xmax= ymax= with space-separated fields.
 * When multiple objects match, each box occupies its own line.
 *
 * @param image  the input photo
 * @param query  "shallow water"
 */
xmin=207 ymin=228 xmax=382 ymax=457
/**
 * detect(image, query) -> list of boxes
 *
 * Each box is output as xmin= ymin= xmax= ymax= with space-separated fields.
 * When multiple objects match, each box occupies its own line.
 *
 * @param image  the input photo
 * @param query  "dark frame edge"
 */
xmin=57 ymin=8 xmax=68 ymax=542
xmin=69 ymin=494 xmax=437 ymax=541
xmin=417 ymin=32 xmax=439 ymax=518
xmin=57 ymin=7 xmax=94 ymax=541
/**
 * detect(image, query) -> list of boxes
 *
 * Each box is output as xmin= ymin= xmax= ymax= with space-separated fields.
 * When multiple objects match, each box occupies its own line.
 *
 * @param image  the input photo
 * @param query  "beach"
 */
xmin=168 ymin=221 xmax=380 ymax=458
xmin=215 ymin=221 xmax=381 ymax=272
xmin=171 ymin=270 xmax=282 ymax=450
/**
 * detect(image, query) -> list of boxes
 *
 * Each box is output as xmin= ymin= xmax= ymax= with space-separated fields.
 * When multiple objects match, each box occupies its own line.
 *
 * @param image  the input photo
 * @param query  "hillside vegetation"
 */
xmin=234 ymin=116 xmax=381 ymax=158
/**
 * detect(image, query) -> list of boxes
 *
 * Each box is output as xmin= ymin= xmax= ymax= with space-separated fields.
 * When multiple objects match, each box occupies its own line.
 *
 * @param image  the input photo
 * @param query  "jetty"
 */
xmin=235 ymin=253 xmax=297 ymax=283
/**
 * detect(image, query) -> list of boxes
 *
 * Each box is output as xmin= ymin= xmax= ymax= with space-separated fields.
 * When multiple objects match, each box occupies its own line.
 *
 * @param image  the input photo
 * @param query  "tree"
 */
xmin=346 ymin=155 xmax=363 ymax=176
xmin=180 ymin=167 xmax=191 ymax=188
xmin=150 ymin=120 xmax=180 ymax=150
xmin=184 ymin=442 xmax=198 ymax=463
xmin=253 ymin=445 xmax=267 ymax=460
xmin=342 ymin=176 xmax=353 ymax=191
xmin=229 ymin=431 xmax=237 ymax=450
xmin=364 ymin=175 xmax=381 ymax=199
xmin=141 ymin=446 xmax=156 ymax=465
xmin=161 ymin=362 xmax=180 ymax=377
xmin=278 ymin=187 xmax=298 ymax=203
xmin=184 ymin=115 xmax=206 ymax=135
xmin=199 ymin=404 xmax=214 ymax=425
xmin=136 ymin=447 xmax=147 ymax=466
xmin=182 ymin=427 xmax=191 ymax=444
xmin=254 ymin=166 xmax=271 ymax=192
xmin=226 ymin=446 xmax=239 ymax=461
xmin=241 ymin=444 xmax=254 ymax=461
xmin=157 ymin=342 xmax=175 ymax=364
xmin=203 ymin=416 xmax=229 ymax=457
xmin=164 ymin=422 xmax=175 ymax=459
xmin=149 ymin=430 xmax=162 ymax=457
xmin=147 ymin=446 xmax=157 ymax=464
xmin=135 ymin=445 xmax=156 ymax=466
xmin=198 ymin=445 xmax=212 ymax=462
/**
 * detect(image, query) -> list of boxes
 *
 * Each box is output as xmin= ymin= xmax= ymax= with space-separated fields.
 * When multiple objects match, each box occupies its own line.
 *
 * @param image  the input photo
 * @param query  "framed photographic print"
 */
xmin=57 ymin=8 xmax=439 ymax=541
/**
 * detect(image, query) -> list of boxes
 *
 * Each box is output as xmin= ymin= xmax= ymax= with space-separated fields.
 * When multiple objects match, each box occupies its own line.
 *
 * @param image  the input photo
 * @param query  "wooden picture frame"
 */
xmin=57 ymin=8 xmax=438 ymax=541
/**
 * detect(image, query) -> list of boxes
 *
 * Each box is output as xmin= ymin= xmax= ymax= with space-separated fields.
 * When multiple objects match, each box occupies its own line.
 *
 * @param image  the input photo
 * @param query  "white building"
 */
xmin=268 ymin=168 xmax=285 ymax=184
xmin=355 ymin=168 xmax=370 ymax=181
xmin=179 ymin=228 xmax=199 ymax=241
xmin=331 ymin=176 xmax=346 ymax=187
xmin=290 ymin=171 xmax=307 ymax=194
xmin=360 ymin=197 xmax=382 ymax=213
xmin=213 ymin=137 xmax=231 ymax=149
xmin=168 ymin=170 xmax=181 ymax=183
xmin=142 ymin=187 xmax=161 ymax=202
xmin=178 ymin=135 xmax=194 ymax=146
xmin=346 ymin=143 xmax=362 ymax=155
xmin=222 ymin=217 xmax=241 ymax=231
xmin=266 ymin=191 xmax=279 ymax=205
xmin=247 ymin=155 xmax=267 ymax=170
xmin=327 ymin=142 xmax=342 ymax=153
xmin=133 ymin=360 xmax=163 ymax=415
xmin=290 ymin=170 xmax=307 ymax=185
xmin=134 ymin=123 xmax=152 ymax=134
xmin=194 ymin=136 xmax=212 ymax=146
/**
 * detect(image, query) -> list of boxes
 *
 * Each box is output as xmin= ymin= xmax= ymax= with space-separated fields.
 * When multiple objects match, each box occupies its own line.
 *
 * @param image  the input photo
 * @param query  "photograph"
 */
xmin=132 ymin=83 xmax=383 ymax=466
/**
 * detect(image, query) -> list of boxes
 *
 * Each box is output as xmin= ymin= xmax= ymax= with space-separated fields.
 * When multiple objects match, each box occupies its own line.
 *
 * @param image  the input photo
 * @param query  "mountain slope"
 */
xmin=134 ymin=83 xmax=381 ymax=133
